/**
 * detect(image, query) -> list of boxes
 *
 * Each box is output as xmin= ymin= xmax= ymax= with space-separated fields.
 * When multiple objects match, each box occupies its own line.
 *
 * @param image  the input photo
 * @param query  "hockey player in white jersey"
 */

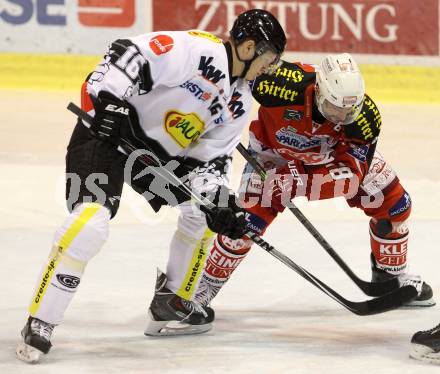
xmin=16 ymin=9 xmax=286 ymax=363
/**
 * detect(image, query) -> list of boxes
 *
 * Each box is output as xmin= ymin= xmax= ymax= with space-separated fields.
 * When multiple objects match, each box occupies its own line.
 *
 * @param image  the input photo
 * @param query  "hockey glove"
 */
xmin=91 ymin=91 xmax=130 ymax=146
xmin=201 ymin=189 xmax=247 ymax=240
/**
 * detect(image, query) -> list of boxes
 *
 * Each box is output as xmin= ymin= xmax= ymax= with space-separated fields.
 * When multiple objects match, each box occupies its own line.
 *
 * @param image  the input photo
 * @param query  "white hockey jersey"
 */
xmin=85 ymin=30 xmax=253 ymax=164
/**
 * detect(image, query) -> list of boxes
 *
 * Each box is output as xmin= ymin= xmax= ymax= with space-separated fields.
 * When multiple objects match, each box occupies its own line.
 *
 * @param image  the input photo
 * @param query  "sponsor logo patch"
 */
xmin=188 ymin=30 xmax=222 ymax=43
xmin=348 ymin=144 xmax=369 ymax=162
xmin=164 ymin=110 xmax=205 ymax=147
xmin=198 ymin=56 xmax=226 ymax=84
xmin=276 ymin=148 xmax=330 ymax=164
xmin=180 ymin=80 xmax=212 ymax=102
xmin=275 ymin=126 xmax=321 ymax=150
xmin=283 ymin=108 xmax=303 ymax=121
xmin=389 ymin=192 xmax=411 ymax=217
xmin=256 ymin=79 xmax=299 ymax=102
xmin=244 ymin=212 xmax=267 ymax=235
xmin=274 ymin=67 xmax=305 ymax=83
xmin=56 ymin=274 xmax=80 ymax=289
xmin=149 ymin=34 xmax=174 ymax=55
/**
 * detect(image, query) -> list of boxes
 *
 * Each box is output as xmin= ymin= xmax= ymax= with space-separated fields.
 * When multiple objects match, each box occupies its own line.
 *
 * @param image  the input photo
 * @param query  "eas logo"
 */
xmin=149 ymin=35 xmax=174 ymax=56
xmin=164 ymin=110 xmax=204 ymax=148
xmin=0 ymin=0 xmax=135 ymax=27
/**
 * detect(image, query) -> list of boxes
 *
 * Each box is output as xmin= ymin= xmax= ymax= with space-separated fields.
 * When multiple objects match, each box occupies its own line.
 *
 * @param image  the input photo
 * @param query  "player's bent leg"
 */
xmin=410 ymin=323 xmax=440 ymax=365
xmin=144 ymin=202 xmax=216 ymax=336
xmin=369 ymin=218 xmax=434 ymax=307
xmin=347 ymin=152 xmax=434 ymax=307
xmin=16 ymin=203 xmax=111 ymax=363
xmin=352 ymin=171 xmax=434 ymax=307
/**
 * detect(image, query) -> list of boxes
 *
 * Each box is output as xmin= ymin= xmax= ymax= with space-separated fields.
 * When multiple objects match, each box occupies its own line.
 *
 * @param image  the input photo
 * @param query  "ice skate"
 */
xmin=371 ymin=254 xmax=435 ymax=307
xmin=16 ymin=316 xmax=54 ymax=364
xmin=145 ymin=269 xmax=214 ymax=336
xmin=410 ymin=323 xmax=440 ymax=365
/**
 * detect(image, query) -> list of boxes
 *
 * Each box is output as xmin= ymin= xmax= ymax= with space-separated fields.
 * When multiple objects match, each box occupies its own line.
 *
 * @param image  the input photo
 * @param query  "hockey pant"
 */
xmin=194 ymin=150 xmax=412 ymax=306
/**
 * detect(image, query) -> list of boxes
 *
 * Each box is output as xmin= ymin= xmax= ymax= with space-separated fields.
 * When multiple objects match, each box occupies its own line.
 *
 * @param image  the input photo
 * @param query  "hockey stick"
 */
xmin=67 ymin=102 xmax=416 ymax=316
xmin=236 ymin=143 xmax=399 ymax=297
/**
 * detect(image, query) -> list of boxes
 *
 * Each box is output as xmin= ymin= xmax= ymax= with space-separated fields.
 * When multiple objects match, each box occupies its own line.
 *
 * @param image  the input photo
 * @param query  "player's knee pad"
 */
xmin=177 ymin=202 xmax=209 ymax=240
xmin=53 ymin=202 xmax=111 ymax=263
xmin=387 ymin=189 xmax=412 ymax=223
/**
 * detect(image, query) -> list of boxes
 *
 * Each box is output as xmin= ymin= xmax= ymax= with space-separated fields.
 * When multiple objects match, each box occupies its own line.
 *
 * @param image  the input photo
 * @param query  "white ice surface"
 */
xmin=1 ymin=92 xmax=440 ymax=373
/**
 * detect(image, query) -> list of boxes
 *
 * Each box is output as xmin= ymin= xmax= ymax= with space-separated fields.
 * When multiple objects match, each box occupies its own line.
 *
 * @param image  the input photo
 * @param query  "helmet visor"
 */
xmin=255 ymin=40 xmax=282 ymax=74
xmin=319 ymin=98 xmax=363 ymax=125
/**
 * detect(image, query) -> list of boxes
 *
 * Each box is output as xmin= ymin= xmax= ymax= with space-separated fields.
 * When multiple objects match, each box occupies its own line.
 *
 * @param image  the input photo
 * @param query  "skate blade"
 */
xmin=410 ymin=344 xmax=440 ymax=365
xmin=402 ymin=298 xmax=436 ymax=308
xmin=144 ymin=314 xmax=212 ymax=337
xmin=16 ymin=342 xmax=43 ymax=364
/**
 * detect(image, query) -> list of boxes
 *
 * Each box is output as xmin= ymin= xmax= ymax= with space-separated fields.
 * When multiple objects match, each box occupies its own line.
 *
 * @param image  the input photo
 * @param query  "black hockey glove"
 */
xmin=201 ymin=189 xmax=247 ymax=240
xmin=91 ymin=91 xmax=130 ymax=146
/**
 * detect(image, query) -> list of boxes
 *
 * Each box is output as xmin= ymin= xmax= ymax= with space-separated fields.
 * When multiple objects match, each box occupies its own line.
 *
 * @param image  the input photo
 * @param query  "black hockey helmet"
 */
xmin=230 ymin=9 xmax=286 ymax=57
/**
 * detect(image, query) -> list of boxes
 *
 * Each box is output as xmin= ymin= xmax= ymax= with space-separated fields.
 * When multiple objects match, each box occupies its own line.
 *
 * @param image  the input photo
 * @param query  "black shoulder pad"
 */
xmin=344 ymin=94 xmax=382 ymax=143
xmin=251 ymin=60 xmax=315 ymax=107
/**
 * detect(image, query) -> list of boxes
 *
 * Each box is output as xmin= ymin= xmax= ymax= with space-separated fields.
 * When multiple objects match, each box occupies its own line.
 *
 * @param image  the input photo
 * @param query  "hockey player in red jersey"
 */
xmin=16 ymin=9 xmax=286 ymax=363
xmin=194 ymin=53 xmax=435 ymax=310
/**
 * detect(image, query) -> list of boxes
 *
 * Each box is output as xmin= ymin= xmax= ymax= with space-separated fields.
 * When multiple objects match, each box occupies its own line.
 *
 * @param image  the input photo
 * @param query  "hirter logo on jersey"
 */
xmin=164 ymin=110 xmax=205 ymax=148
xmin=149 ymin=35 xmax=174 ymax=55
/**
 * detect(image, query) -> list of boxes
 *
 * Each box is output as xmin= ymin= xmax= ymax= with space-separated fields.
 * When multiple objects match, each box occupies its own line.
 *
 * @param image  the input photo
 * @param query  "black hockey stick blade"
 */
xmin=235 ymin=143 xmax=400 ymax=297
xmin=352 ymin=285 xmax=418 ymax=316
xmin=252 ymin=235 xmax=418 ymax=316
xmin=300 ymin=263 xmax=418 ymax=316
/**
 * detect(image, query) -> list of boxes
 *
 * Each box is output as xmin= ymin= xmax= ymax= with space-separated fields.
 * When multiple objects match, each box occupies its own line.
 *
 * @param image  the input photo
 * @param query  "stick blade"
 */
xmin=353 ymin=285 xmax=418 ymax=316
xmin=361 ymin=277 xmax=400 ymax=297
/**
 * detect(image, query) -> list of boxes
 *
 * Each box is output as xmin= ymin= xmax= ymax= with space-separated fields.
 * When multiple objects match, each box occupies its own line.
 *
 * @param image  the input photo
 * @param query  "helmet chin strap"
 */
xmin=233 ymin=42 xmax=256 ymax=78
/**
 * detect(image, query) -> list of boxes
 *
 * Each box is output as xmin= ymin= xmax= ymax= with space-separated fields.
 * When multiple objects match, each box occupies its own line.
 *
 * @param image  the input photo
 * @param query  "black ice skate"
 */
xmin=370 ymin=254 xmax=435 ymax=307
xmin=144 ymin=269 xmax=215 ymax=336
xmin=16 ymin=316 xmax=55 ymax=364
xmin=410 ymin=323 xmax=440 ymax=365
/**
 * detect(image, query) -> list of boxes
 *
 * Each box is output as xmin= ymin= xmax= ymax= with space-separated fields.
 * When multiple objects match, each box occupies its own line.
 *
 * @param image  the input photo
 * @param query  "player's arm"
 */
xmin=301 ymin=94 xmax=382 ymax=201
xmin=315 ymin=93 xmax=382 ymax=198
xmin=86 ymin=33 xmax=195 ymax=100
xmin=84 ymin=33 xmax=196 ymax=145
xmin=258 ymin=97 xmax=381 ymax=210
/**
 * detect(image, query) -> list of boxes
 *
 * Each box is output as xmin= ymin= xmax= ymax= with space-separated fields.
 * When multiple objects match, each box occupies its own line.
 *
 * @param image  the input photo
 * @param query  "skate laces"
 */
xmin=30 ymin=319 xmax=54 ymax=341
xmin=397 ymin=273 xmax=422 ymax=294
xmin=181 ymin=299 xmax=208 ymax=318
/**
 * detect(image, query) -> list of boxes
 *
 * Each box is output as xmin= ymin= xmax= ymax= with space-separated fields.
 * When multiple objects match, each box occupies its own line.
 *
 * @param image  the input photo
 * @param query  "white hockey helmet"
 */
xmin=315 ymin=53 xmax=365 ymax=125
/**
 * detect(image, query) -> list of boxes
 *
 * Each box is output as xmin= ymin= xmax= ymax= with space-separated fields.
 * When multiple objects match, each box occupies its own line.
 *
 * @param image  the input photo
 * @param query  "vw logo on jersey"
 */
xmin=275 ymin=126 xmax=321 ymax=150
